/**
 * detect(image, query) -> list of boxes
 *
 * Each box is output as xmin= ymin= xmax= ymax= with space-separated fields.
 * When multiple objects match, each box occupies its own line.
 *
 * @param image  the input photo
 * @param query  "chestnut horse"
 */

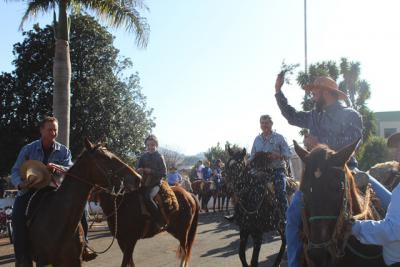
xmin=294 ymin=140 xmax=386 ymax=267
xmin=97 ymin=183 xmax=200 ymax=267
xmin=23 ymin=139 xmax=140 ymax=267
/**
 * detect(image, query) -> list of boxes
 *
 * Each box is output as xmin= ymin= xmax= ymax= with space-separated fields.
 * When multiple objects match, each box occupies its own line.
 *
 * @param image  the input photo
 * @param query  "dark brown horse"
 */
xmin=294 ymin=140 xmax=386 ymax=267
xmin=97 ymin=183 xmax=200 ymax=267
xmin=225 ymin=147 xmax=288 ymax=267
xmin=24 ymin=139 xmax=140 ymax=267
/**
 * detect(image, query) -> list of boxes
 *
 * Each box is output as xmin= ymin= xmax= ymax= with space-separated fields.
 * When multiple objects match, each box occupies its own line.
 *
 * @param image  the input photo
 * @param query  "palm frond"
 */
xmin=79 ymin=0 xmax=150 ymax=48
xmin=19 ymin=0 xmax=57 ymax=30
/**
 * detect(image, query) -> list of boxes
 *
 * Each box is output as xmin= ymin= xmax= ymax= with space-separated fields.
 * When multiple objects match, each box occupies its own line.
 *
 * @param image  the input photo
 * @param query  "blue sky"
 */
xmin=1 ymin=1 xmax=400 ymax=155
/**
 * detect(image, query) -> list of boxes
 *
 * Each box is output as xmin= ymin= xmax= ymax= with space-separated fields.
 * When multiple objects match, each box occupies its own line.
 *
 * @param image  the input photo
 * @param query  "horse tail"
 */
xmin=186 ymin=194 xmax=200 ymax=262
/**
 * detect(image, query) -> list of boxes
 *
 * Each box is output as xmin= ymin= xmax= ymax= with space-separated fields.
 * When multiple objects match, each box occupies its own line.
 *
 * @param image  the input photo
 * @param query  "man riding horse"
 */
xmin=249 ymin=114 xmax=291 ymax=227
xmin=274 ymin=74 xmax=391 ymax=267
xmin=11 ymin=116 xmax=96 ymax=266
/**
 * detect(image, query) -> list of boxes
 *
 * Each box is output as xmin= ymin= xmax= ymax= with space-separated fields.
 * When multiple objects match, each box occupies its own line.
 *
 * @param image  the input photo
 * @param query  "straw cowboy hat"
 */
xmin=387 ymin=132 xmax=400 ymax=148
xmin=303 ymin=76 xmax=348 ymax=101
xmin=20 ymin=160 xmax=52 ymax=189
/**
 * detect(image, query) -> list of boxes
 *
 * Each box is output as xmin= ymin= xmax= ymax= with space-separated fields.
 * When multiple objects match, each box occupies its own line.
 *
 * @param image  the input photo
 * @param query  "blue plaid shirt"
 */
xmin=275 ymin=91 xmax=362 ymax=152
xmin=11 ymin=139 xmax=72 ymax=192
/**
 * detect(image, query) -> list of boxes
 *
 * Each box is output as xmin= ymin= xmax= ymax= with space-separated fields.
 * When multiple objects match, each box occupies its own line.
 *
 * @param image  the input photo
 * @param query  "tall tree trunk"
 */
xmin=53 ymin=0 xmax=71 ymax=147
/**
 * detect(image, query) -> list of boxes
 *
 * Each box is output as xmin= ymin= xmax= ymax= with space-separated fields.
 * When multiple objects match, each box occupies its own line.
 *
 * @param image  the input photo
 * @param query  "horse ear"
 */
xmin=294 ymin=140 xmax=309 ymax=162
xmin=330 ymin=139 xmax=360 ymax=167
xmin=241 ymin=148 xmax=247 ymax=157
xmin=226 ymin=145 xmax=233 ymax=156
xmin=84 ymin=137 xmax=94 ymax=150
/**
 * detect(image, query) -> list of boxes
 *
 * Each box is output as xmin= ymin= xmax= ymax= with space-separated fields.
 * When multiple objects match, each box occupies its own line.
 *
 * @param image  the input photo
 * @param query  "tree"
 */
xmin=357 ymin=136 xmax=391 ymax=171
xmin=12 ymin=0 xmax=150 ymax=147
xmin=296 ymin=58 xmax=377 ymax=140
xmin=0 ymin=14 xmax=154 ymax=176
xmin=204 ymin=141 xmax=242 ymax=167
xmin=159 ymin=148 xmax=184 ymax=170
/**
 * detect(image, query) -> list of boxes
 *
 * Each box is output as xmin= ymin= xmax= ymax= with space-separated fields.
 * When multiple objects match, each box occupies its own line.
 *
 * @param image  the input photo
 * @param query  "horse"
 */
xmin=97 ymin=180 xmax=200 ymax=267
xmin=191 ymin=179 xmax=203 ymax=202
xmin=22 ymin=138 xmax=140 ymax=267
xmin=293 ymin=140 xmax=386 ymax=267
xmin=225 ymin=146 xmax=290 ymax=267
xmin=179 ymin=176 xmax=193 ymax=192
xmin=368 ymin=161 xmax=400 ymax=191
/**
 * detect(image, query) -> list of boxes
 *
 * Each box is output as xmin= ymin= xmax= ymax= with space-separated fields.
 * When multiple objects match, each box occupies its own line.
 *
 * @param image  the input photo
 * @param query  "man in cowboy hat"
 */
xmin=10 ymin=116 xmax=96 ymax=265
xmin=274 ymin=74 xmax=391 ymax=267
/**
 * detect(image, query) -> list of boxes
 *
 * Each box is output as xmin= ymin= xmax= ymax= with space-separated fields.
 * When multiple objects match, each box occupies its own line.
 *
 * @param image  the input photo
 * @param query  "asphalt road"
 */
xmin=0 ymin=211 xmax=287 ymax=267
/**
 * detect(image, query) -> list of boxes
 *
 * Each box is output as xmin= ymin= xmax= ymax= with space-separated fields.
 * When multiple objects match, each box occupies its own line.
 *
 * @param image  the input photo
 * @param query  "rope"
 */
xmin=85 ymin=197 xmax=118 ymax=254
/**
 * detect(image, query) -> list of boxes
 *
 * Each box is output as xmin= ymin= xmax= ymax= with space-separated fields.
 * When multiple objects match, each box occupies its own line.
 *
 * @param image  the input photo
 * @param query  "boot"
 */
xmin=82 ymin=245 xmax=97 ymax=262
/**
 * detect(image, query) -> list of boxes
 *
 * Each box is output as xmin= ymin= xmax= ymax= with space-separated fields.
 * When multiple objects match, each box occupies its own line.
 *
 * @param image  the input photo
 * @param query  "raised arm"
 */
xmin=275 ymin=74 xmax=311 ymax=129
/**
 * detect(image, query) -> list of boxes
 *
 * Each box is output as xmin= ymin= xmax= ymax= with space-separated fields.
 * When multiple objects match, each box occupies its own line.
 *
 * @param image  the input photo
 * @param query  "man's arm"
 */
xmin=275 ymin=74 xmax=311 ymax=129
xmin=280 ymin=136 xmax=291 ymax=160
xmin=339 ymin=110 xmax=363 ymax=148
xmin=248 ymin=137 xmax=258 ymax=162
xmin=11 ymin=145 xmax=29 ymax=188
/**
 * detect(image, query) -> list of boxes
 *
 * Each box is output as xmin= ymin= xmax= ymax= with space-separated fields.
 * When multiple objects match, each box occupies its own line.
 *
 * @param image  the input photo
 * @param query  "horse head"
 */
xmin=250 ymin=152 xmax=273 ymax=172
xmin=225 ymin=145 xmax=247 ymax=184
xmin=294 ymin=139 xmax=359 ymax=267
xmin=81 ymin=138 xmax=142 ymax=193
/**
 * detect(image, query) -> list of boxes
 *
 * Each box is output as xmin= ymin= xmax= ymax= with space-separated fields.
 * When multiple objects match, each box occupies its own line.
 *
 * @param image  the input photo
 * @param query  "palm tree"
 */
xmin=15 ymin=0 xmax=150 ymax=147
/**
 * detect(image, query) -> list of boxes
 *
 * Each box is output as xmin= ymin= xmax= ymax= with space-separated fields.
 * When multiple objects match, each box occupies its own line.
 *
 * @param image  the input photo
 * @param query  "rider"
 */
xmin=249 ymin=114 xmax=291 ymax=226
xmin=136 ymin=134 xmax=167 ymax=229
xmin=202 ymin=160 xmax=213 ymax=182
xmin=213 ymin=159 xmax=223 ymax=193
xmin=274 ymin=74 xmax=391 ymax=267
xmin=167 ymin=166 xmax=182 ymax=186
xmin=388 ymin=132 xmax=400 ymax=162
xmin=11 ymin=116 xmax=96 ymax=265
xmin=347 ymin=135 xmax=400 ymax=267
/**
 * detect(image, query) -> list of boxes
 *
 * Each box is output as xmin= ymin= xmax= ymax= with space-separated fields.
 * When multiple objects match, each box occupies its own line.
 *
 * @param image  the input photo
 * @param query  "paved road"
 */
xmin=0 ymin=211 xmax=287 ymax=267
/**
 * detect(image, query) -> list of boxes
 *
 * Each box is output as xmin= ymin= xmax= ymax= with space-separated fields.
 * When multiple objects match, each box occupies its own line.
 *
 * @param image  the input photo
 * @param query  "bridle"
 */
xmin=301 ymin=167 xmax=351 ymax=258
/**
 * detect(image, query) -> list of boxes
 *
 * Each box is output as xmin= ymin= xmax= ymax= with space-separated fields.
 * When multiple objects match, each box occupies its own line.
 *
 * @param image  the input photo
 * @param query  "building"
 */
xmin=375 ymin=111 xmax=400 ymax=138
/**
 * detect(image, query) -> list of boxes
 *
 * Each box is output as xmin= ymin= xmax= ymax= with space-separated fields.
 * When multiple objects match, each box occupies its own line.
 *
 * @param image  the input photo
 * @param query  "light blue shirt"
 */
xmin=352 ymin=184 xmax=400 ymax=266
xmin=167 ymin=171 xmax=182 ymax=185
xmin=11 ymin=139 xmax=73 ymax=192
xmin=249 ymin=131 xmax=291 ymax=169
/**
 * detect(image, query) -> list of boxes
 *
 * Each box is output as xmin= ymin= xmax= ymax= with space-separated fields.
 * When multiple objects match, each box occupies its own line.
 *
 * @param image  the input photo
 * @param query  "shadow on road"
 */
xmin=0 ymin=254 xmax=15 ymax=265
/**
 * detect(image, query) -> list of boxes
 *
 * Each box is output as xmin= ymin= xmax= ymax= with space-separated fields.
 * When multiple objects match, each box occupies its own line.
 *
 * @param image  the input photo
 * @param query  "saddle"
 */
xmin=140 ymin=180 xmax=179 ymax=225
xmin=25 ymin=186 xmax=56 ymax=227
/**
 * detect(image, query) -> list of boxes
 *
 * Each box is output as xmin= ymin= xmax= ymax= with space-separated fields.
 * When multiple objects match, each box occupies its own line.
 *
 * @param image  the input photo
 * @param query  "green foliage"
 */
xmin=18 ymin=0 xmax=150 ymax=47
xmin=296 ymin=58 xmax=377 ymax=139
xmin=204 ymin=141 xmax=242 ymax=167
xmin=0 ymin=14 xmax=154 ymax=175
xmin=357 ymin=136 xmax=391 ymax=171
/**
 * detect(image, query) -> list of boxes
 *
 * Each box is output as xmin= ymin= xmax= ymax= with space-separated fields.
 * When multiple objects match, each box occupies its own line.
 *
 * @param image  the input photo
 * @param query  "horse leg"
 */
xmin=272 ymin=230 xmax=286 ymax=267
xmin=250 ymin=232 xmax=263 ymax=267
xmin=119 ymin=239 xmax=137 ymax=267
xmin=213 ymin=193 xmax=217 ymax=212
xmin=239 ymin=230 xmax=250 ymax=267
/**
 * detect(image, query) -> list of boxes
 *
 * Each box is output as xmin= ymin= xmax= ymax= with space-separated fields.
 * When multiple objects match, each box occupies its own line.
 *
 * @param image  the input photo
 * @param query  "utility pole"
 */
xmin=304 ymin=0 xmax=308 ymax=74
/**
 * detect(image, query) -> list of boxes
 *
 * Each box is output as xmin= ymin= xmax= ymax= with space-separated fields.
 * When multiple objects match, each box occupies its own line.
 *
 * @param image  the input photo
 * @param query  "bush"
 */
xmin=357 ymin=136 xmax=390 ymax=171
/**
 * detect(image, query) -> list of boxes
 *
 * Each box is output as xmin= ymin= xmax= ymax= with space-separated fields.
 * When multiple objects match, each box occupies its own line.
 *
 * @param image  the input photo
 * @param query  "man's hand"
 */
xmin=304 ymin=134 xmax=320 ymax=150
xmin=275 ymin=73 xmax=284 ymax=93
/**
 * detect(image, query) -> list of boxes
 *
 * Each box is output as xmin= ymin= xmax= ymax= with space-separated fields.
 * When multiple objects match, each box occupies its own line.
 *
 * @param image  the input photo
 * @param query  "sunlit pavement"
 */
xmin=0 ymin=211 xmax=287 ymax=267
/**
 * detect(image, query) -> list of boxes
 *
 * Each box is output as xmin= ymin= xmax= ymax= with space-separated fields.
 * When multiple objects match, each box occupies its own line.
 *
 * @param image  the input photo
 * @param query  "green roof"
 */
xmin=375 ymin=111 xmax=400 ymax=122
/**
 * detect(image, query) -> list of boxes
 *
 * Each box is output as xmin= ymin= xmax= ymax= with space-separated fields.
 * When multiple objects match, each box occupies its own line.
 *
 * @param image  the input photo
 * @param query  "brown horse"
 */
xmin=294 ymin=140 xmax=386 ymax=267
xmin=97 ymin=183 xmax=200 ymax=267
xmin=23 ymin=139 xmax=140 ymax=267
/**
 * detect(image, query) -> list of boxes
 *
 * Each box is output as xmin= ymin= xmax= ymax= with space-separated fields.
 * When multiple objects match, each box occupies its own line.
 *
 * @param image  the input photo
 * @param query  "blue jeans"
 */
xmin=285 ymin=171 xmax=392 ymax=267
xmin=12 ymin=190 xmax=35 ymax=264
xmin=273 ymin=168 xmax=288 ymax=217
